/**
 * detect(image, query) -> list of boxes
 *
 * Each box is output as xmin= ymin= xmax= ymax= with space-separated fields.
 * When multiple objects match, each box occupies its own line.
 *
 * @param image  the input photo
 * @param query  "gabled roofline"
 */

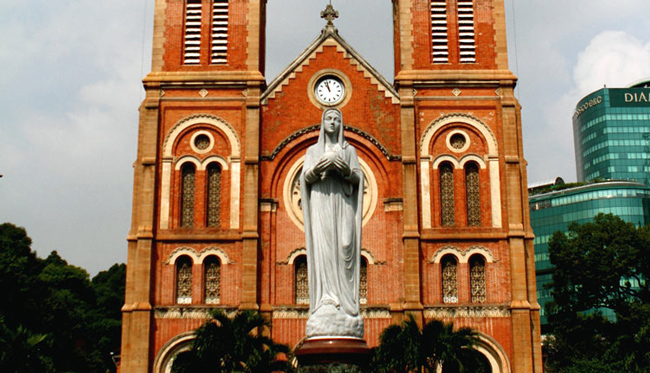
xmin=261 ymin=26 xmax=399 ymax=104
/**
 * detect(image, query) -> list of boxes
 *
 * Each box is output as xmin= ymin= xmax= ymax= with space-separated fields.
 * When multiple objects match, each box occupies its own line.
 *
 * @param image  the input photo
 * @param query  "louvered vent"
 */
xmin=211 ymin=0 xmax=229 ymax=64
xmin=430 ymin=1 xmax=449 ymax=64
xmin=183 ymin=0 xmax=202 ymax=65
xmin=457 ymin=0 xmax=476 ymax=63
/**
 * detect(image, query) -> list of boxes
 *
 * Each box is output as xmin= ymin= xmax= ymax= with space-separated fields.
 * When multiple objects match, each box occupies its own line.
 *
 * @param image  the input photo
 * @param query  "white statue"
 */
xmin=300 ymin=108 xmax=364 ymax=339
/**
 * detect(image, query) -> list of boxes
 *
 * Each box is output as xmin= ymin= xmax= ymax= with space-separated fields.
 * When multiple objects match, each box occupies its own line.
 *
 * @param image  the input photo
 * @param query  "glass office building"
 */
xmin=529 ymin=180 xmax=650 ymax=326
xmin=574 ymin=80 xmax=650 ymax=183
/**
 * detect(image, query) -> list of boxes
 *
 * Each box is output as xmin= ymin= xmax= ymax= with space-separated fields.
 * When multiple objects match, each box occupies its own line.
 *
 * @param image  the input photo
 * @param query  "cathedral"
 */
xmin=120 ymin=1 xmax=542 ymax=372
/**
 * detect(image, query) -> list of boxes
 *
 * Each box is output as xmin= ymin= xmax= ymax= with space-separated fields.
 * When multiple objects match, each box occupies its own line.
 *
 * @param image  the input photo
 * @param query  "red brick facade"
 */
xmin=121 ymin=1 xmax=542 ymax=372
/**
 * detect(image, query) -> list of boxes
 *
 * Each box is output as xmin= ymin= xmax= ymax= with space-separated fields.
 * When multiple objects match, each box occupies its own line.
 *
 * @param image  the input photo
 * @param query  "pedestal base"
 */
xmin=295 ymin=338 xmax=372 ymax=372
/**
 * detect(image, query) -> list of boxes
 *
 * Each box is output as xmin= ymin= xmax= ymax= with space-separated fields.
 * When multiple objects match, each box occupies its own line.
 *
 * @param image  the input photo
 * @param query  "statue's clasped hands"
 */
xmin=315 ymin=151 xmax=351 ymax=177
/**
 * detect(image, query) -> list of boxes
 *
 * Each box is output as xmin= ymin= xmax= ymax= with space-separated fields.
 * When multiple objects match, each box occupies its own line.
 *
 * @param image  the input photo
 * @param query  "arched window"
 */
xmin=176 ymin=256 xmax=193 ymax=304
xmin=360 ymin=258 xmax=368 ymax=305
xmin=204 ymin=256 xmax=220 ymax=304
xmin=180 ymin=163 xmax=196 ymax=228
xmin=206 ymin=163 xmax=222 ymax=228
xmin=465 ymin=162 xmax=481 ymax=226
xmin=440 ymin=163 xmax=455 ymax=226
xmin=470 ymin=255 xmax=486 ymax=303
xmin=295 ymin=256 xmax=309 ymax=305
xmin=441 ymin=255 xmax=458 ymax=304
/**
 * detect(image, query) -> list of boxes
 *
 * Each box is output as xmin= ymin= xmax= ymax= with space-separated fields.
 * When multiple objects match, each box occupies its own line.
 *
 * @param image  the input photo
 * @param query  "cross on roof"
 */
xmin=320 ymin=3 xmax=339 ymax=26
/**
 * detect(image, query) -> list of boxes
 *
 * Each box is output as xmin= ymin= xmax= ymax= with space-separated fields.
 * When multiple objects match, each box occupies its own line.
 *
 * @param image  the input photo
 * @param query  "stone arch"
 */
xmin=430 ymin=245 xmax=495 ymax=264
xmin=431 ymin=246 xmax=462 ymax=264
xmin=198 ymin=247 xmax=230 ymax=265
xmin=460 ymin=154 xmax=487 ymax=169
xmin=474 ymin=333 xmax=512 ymax=373
xmin=153 ymin=331 xmax=195 ymax=373
xmin=286 ymin=248 xmax=307 ymax=265
xmin=201 ymin=155 xmax=229 ymax=171
xmin=160 ymin=114 xmax=241 ymax=230
xmin=167 ymin=247 xmax=200 ymax=265
xmin=465 ymin=246 xmax=496 ymax=264
xmin=360 ymin=249 xmax=376 ymax=265
xmin=162 ymin=114 xmax=240 ymax=158
xmin=420 ymin=113 xmax=498 ymax=157
xmin=432 ymin=155 xmax=461 ymax=169
xmin=174 ymin=156 xmax=202 ymax=170
xmin=420 ymin=114 xmax=501 ymax=229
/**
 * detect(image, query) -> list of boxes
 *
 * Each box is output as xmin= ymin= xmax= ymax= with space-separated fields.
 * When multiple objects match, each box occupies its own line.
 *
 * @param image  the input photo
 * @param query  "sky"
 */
xmin=1 ymin=0 xmax=649 ymax=275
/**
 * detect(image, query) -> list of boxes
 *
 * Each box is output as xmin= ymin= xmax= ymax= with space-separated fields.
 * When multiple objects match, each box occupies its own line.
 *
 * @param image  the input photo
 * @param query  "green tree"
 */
xmin=172 ymin=310 xmax=291 ymax=373
xmin=0 ymin=222 xmax=126 ymax=373
xmin=0 ymin=319 xmax=53 ymax=373
xmin=546 ymin=213 xmax=650 ymax=372
xmin=0 ymin=223 xmax=43 ymax=330
xmin=38 ymin=251 xmax=96 ymax=372
xmin=87 ymin=263 xmax=126 ymax=372
xmin=374 ymin=315 xmax=484 ymax=373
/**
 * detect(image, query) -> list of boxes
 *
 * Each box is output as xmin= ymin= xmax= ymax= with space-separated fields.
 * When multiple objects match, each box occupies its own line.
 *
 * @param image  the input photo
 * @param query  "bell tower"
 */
xmin=120 ymin=0 xmax=265 ymax=371
xmin=393 ymin=0 xmax=542 ymax=371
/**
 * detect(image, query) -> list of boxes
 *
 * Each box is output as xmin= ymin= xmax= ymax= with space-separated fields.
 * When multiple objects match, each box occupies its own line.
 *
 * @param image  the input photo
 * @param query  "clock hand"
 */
xmin=325 ymin=81 xmax=331 ymax=92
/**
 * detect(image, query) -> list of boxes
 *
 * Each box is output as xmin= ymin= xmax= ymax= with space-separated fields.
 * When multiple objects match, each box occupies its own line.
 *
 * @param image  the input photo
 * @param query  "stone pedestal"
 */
xmin=295 ymin=338 xmax=372 ymax=372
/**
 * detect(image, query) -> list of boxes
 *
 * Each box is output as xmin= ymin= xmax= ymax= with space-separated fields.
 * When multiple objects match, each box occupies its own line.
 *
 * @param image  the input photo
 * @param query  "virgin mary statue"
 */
xmin=300 ymin=108 xmax=364 ymax=339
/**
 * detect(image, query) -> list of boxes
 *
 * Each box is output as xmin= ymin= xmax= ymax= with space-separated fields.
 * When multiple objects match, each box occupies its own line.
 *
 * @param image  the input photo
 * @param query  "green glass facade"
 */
xmin=573 ymin=85 xmax=650 ymax=183
xmin=529 ymin=181 xmax=650 ymax=326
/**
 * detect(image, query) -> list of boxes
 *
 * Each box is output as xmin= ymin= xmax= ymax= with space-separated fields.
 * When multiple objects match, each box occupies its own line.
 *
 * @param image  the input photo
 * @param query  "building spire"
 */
xmin=321 ymin=2 xmax=339 ymax=32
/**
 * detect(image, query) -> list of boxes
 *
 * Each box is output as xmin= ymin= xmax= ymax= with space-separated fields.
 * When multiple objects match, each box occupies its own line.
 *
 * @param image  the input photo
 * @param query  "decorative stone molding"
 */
xmin=262 ymin=33 xmax=399 ymax=105
xmin=167 ymin=246 xmax=232 ymax=265
xmin=162 ymin=114 xmax=241 ymax=157
xmin=424 ymin=305 xmax=510 ymax=318
xmin=429 ymin=245 xmax=496 ymax=264
xmin=261 ymin=125 xmax=399 ymax=162
xmin=278 ymin=247 xmax=307 ymax=265
xmin=154 ymin=306 xmax=238 ymax=320
xmin=160 ymin=114 xmax=241 ymax=230
xmin=420 ymin=113 xmax=501 ymax=229
xmin=420 ymin=113 xmax=497 ymax=157
xmin=271 ymin=306 xmax=391 ymax=319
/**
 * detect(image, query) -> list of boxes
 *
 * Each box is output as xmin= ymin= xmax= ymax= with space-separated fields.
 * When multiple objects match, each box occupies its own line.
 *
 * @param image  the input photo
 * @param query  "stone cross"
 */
xmin=320 ymin=4 xmax=339 ymax=27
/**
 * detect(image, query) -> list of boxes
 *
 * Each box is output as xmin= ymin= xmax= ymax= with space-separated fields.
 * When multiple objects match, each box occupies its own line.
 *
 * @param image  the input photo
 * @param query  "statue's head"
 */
xmin=320 ymin=108 xmax=344 ymax=145
xmin=323 ymin=109 xmax=342 ymax=135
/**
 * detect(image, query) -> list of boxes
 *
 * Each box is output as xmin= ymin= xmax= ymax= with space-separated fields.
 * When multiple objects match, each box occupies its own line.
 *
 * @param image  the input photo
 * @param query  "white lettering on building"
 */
xmin=574 ymin=96 xmax=603 ymax=118
xmin=625 ymin=92 xmax=649 ymax=103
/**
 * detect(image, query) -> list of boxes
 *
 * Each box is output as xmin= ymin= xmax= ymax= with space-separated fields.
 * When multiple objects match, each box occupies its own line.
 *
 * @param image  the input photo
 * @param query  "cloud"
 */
xmin=573 ymin=31 xmax=650 ymax=94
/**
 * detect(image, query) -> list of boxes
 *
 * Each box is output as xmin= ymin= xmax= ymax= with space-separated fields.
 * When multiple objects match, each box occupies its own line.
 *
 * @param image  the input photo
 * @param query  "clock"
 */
xmin=315 ymin=76 xmax=345 ymax=105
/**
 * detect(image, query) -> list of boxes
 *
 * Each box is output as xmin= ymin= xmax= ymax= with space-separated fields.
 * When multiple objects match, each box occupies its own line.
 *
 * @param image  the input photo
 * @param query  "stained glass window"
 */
xmin=442 ymin=256 xmax=458 ymax=303
xmin=470 ymin=255 xmax=486 ymax=303
xmin=440 ymin=163 xmax=455 ymax=226
xmin=360 ymin=258 xmax=368 ymax=305
xmin=206 ymin=163 xmax=221 ymax=228
xmin=176 ymin=256 xmax=193 ymax=304
xmin=204 ymin=256 xmax=220 ymax=304
xmin=295 ymin=256 xmax=309 ymax=305
xmin=465 ymin=162 xmax=481 ymax=226
xmin=180 ymin=163 xmax=195 ymax=228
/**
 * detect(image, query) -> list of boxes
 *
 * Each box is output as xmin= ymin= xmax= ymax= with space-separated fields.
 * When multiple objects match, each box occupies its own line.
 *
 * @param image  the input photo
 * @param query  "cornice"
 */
xmin=143 ymin=71 xmax=266 ymax=85
xmin=395 ymin=69 xmax=518 ymax=83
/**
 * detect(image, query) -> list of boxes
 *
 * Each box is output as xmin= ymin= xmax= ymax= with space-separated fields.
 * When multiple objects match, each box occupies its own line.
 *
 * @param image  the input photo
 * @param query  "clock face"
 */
xmin=315 ymin=76 xmax=345 ymax=105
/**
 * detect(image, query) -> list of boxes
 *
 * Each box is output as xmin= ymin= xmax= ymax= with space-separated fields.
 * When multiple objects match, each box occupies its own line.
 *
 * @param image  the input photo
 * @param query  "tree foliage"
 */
xmin=172 ymin=310 xmax=291 ymax=373
xmin=0 ymin=223 xmax=125 ymax=373
xmin=373 ymin=315 xmax=486 ymax=373
xmin=546 ymin=213 xmax=650 ymax=372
